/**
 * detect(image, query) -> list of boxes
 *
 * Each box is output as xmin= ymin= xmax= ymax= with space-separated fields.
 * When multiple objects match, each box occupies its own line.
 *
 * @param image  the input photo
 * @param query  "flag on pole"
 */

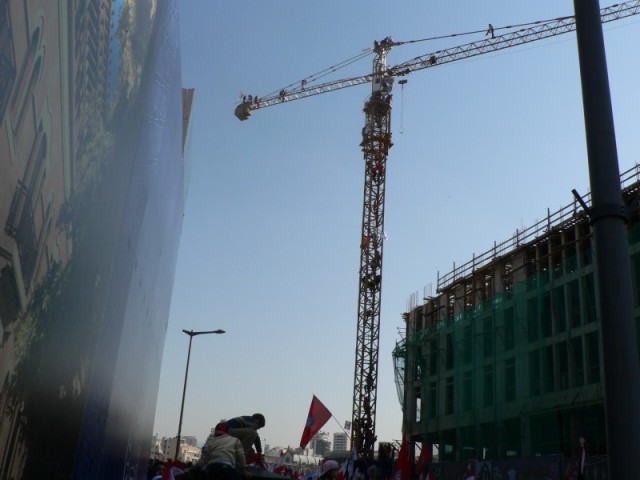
xmin=346 ymin=444 xmax=358 ymax=478
xmin=415 ymin=444 xmax=432 ymax=479
xmin=338 ymin=455 xmax=350 ymax=480
xmin=344 ymin=420 xmax=352 ymax=431
xmin=300 ymin=395 xmax=332 ymax=448
xmin=578 ymin=438 xmax=586 ymax=476
xmin=272 ymin=449 xmax=286 ymax=473
xmin=463 ymin=462 xmax=475 ymax=479
xmin=161 ymin=459 xmax=185 ymax=480
xmin=392 ymin=437 xmax=411 ymax=480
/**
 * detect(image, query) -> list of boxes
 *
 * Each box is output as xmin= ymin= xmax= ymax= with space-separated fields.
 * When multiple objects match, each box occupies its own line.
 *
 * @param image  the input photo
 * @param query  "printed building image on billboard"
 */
xmin=0 ymin=1 xmax=187 ymax=478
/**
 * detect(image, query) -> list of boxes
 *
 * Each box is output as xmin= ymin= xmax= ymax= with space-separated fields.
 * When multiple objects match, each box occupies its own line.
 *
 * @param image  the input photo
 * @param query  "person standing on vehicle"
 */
xmin=198 ymin=423 xmax=250 ymax=480
xmin=223 ymin=413 xmax=266 ymax=462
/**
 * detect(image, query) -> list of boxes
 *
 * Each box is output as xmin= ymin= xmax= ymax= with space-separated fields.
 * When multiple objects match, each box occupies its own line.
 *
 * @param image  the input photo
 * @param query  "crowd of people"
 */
xmin=148 ymin=419 xmax=594 ymax=480
xmin=148 ymin=413 xmax=266 ymax=480
xmin=146 ymin=410 xmax=393 ymax=480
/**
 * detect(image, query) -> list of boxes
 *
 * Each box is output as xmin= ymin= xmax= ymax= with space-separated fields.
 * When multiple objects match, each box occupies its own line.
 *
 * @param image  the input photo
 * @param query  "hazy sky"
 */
xmin=152 ymin=1 xmax=640 ymax=450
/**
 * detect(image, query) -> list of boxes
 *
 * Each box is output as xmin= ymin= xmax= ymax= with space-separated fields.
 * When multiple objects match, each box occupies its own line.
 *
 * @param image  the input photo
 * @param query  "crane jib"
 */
xmin=234 ymin=0 xmax=639 ymax=121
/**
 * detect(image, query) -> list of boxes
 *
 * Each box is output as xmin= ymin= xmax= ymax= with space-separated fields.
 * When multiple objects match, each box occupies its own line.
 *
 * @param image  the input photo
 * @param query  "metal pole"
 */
xmin=175 ymin=332 xmax=194 ymax=460
xmin=173 ymin=329 xmax=224 ymax=461
xmin=572 ymin=1 xmax=640 ymax=477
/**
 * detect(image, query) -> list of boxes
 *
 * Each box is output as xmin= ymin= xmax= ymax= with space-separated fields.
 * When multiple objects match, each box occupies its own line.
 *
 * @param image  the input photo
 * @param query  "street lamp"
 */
xmin=175 ymin=328 xmax=225 ymax=460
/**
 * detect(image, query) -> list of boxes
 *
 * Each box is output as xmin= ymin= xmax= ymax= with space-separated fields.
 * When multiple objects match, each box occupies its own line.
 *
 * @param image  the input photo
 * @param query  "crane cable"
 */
xmin=394 ymin=15 xmax=577 ymax=47
xmin=261 ymin=50 xmax=374 ymax=100
xmin=249 ymin=1 xmax=638 ymax=104
xmin=260 ymin=16 xmax=578 ymax=100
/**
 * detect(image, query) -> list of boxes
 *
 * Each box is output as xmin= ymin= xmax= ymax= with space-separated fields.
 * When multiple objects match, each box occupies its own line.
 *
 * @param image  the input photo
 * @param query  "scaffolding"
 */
xmin=394 ymin=163 xmax=640 ymax=462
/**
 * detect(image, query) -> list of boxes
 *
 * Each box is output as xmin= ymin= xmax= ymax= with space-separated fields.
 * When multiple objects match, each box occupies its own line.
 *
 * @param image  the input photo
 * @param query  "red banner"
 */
xmin=393 ymin=437 xmax=410 ymax=480
xmin=299 ymin=395 xmax=332 ymax=448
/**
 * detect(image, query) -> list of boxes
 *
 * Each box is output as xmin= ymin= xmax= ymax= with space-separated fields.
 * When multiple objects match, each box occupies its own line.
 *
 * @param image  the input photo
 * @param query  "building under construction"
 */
xmin=393 ymin=164 xmax=640 ymax=465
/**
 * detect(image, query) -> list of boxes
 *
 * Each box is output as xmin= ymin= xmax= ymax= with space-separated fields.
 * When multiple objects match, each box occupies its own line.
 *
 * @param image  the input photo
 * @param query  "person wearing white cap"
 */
xmin=319 ymin=460 xmax=340 ymax=480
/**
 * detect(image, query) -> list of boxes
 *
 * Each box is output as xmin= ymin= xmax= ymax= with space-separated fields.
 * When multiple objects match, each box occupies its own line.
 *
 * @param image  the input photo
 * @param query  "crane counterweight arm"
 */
xmin=234 ymin=74 xmax=373 ymax=120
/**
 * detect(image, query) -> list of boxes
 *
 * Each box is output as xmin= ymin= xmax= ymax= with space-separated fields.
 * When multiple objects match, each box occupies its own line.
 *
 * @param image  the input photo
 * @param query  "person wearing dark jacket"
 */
xmin=223 ymin=413 xmax=265 ymax=462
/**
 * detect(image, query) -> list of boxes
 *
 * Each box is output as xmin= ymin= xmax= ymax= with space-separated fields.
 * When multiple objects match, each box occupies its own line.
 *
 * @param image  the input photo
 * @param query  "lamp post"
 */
xmin=175 ymin=328 xmax=225 ymax=460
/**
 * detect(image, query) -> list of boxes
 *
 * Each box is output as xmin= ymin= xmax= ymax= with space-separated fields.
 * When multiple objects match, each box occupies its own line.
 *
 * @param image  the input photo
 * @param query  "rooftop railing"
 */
xmin=436 ymin=163 xmax=640 ymax=292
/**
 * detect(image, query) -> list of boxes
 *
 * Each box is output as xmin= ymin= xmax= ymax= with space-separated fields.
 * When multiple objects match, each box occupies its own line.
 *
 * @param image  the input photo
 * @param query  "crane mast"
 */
xmin=232 ymin=0 xmax=640 ymax=460
xmin=352 ymin=37 xmax=394 ymax=458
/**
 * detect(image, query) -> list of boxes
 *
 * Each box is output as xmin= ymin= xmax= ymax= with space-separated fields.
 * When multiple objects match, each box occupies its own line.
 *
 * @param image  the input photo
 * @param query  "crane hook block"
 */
xmin=234 ymin=102 xmax=252 ymax=121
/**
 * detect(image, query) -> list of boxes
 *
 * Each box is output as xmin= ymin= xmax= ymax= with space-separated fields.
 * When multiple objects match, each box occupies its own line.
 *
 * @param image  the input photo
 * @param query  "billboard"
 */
xmin=0 ymin=1 xmax=185 ymax=478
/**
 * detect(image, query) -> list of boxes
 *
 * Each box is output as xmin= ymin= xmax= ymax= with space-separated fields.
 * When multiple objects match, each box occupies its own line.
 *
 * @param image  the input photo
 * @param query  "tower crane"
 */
xmin=234 ymin=0 xmax=640 ymax=459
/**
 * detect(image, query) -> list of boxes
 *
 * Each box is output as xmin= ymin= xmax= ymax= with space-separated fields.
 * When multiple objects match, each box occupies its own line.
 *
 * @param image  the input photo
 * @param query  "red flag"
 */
xmin=416 ymin=445 xmax=432 ymax=478
xmin=392 ymin=437 xmax=411 ymax=480
xmin=299 ymin=395 xmax=332 ymax=448
xmin=161 ymin=459 xmax=185 ymax=480
xmin=464 ymin=462 xmax=475 ymax=479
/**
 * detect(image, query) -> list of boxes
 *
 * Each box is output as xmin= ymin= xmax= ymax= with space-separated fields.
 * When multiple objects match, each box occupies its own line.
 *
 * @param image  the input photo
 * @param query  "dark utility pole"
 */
xmin=175 ymin=329 xmax=225 ymax=460
xmin=572 ymin=1 xmax=640 ymax=477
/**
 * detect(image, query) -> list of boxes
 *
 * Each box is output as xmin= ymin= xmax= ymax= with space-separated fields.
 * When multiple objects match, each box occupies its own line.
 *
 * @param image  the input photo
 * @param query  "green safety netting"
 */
xmin=393 ymin=221 xmax=640 ymax=461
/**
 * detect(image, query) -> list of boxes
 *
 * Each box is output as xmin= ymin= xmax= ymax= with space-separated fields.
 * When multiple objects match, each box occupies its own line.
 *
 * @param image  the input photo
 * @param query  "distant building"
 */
xmin=150 ymin=435 xmax=165 ymax=461
xmin=158 ymin=436 xmax=201 ymax=463
xmin=333 ymin=432 xmax=349 ymax=454
xmin=309 ymin=431 xmax=330 ymax=457
xmin=160 ymin=437 xmax=173 ymax=461
xmin=266 ymin=447 xmax=322 ymax=473
xmin=180 ymin=442 xmax=202 ymax=464
xmin=183 ymin=436 xmax=198 ymax=448
xmin=264 ymin=446 xmax=286 ymax=465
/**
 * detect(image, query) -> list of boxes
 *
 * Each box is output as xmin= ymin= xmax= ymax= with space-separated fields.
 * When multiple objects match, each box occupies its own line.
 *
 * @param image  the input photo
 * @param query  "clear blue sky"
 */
xmin=152 ymin=1 xmax=640 ymax=450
